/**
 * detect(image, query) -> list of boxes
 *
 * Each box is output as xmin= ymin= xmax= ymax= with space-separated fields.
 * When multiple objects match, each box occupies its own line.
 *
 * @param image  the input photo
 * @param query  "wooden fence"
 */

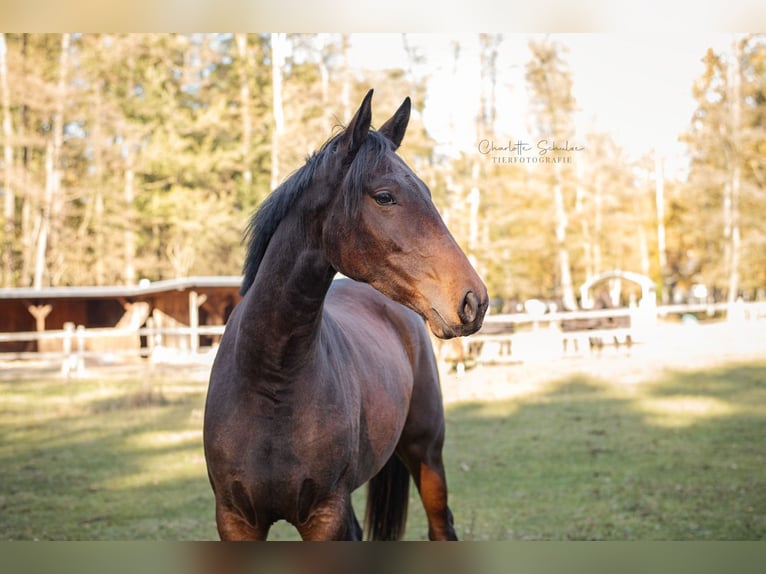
xmin=437 ymin=300 xmax=766 ymax=368
xmin=2 ymin=300 xmax=765 ymax=375
xmin=0 ymin=322 xmax=226 ymax=375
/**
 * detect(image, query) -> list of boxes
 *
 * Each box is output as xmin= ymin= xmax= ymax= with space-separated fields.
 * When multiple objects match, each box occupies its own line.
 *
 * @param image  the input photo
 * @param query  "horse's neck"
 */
xmin=235 ymin=217 xmax=335 ymax=378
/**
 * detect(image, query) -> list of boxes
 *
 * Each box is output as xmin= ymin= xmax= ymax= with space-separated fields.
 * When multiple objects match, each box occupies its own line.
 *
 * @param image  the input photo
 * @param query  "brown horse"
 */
xmin=203 ymin=90 xmax=488 ymax=541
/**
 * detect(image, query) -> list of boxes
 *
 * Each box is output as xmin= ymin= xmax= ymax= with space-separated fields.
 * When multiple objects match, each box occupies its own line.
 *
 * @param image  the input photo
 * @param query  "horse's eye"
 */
xmin=374 ymin=191 xmax=396 ymax=206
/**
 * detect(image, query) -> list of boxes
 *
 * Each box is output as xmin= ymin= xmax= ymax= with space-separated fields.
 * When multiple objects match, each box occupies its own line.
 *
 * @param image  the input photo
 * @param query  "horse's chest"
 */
xmin=242 ymin=391 xmax=358 ymax=470
xmin=233 ymin=402 xmax=355 ymax=517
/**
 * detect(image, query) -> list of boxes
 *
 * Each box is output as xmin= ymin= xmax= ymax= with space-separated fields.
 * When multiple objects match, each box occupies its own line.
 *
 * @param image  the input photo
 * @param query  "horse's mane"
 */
xmin=239 ymin=129 xmax=395 ymax=295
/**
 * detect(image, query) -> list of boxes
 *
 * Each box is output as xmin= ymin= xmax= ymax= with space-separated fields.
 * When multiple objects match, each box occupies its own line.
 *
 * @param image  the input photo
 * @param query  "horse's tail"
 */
xmin=364 ymin=453 xmax=410 ymax=540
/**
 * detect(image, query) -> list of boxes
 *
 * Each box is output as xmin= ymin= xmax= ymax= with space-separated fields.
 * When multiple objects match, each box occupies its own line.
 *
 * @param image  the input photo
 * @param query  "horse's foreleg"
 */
xmin=215 ymin=504 xmax=270 ymax=541
xmin=297 ymin=494 xmax=361 ymax=541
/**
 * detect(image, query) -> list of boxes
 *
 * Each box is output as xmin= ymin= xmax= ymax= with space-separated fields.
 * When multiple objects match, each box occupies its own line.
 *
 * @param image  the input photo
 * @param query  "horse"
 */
xmin=203 ymin=89 xmax=488 ymax=541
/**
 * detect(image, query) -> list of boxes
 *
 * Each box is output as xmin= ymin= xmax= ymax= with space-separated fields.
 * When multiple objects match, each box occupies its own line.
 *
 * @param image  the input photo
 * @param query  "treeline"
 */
xmin=0 ymin=33 xmax=764 ymax=308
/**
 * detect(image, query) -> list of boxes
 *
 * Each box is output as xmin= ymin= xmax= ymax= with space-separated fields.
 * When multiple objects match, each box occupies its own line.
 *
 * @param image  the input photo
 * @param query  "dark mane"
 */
xmin=240 ymin=129 xmax=394 ymax=295
xmin=239 ymin=135 xmax=335 ymax=295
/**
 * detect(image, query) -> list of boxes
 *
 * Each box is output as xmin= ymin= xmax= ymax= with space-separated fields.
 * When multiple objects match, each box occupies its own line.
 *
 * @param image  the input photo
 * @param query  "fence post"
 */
xmin=75 ymin=325 xmax=86 ymax=375
xmin=28 ymin=304 xmax=53 ymax=353
xmin=145 ymin=316 xmax=155 ymax=357
xmin=189 ymin=291 xmax=199 ymax=354
xmin=60 ymin=322 xmax=75 ymax=376
xmin=188 ymin=290 xmax=208 ymax=355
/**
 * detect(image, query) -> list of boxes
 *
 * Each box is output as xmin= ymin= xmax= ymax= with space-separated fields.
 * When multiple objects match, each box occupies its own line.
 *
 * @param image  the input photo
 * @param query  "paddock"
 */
xmin=3 ymin=282 xmax=765 ymax=377
xmin=1 ymin=319 xmax=764 ymax=540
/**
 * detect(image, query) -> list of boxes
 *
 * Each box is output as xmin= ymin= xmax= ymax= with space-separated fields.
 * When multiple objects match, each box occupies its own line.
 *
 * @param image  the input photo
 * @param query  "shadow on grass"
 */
xmin=0 ymin=376 xmax=218 ymax=540
xmin=652 ymin=363 xmax=766 ymax=406
xmin=441 ymin=362 xmax=766 ymax=541
xmin=0 ymin=362 xmax=764 ymax=541
xmin=87 ymin=387 xmax=171 ymax=413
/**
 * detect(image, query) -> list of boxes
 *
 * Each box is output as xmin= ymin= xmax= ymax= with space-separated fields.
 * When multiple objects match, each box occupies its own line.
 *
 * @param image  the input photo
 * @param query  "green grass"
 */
xmin=0 ymin=371 xmax=216 ymax=540
xmin=442 ymin=365 xmax=766 ymax=540
xmin=0 ymin=360 xmax=764 ymax=540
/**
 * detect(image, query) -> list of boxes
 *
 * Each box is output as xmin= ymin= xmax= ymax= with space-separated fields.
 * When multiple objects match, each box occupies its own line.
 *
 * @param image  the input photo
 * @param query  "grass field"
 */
xmin=1 ymin=323 xmax=765 ymax=540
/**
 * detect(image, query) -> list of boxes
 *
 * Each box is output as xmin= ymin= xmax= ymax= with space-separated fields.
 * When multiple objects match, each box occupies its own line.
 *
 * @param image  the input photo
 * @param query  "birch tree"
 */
xmin=526 ymin=37 xmax=578 ymax=309
xmin=26 ymin=34 xmax=72 ymax=289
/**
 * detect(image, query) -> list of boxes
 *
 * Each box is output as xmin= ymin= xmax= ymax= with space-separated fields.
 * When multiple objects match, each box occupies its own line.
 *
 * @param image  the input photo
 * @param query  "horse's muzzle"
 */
xmin=459 ymin=290 xmax=482 ymax=325
xmin=457 ymin=289 xmax=487 ymax=335
xmin=428 ymin=289 xmax=488 ymax=339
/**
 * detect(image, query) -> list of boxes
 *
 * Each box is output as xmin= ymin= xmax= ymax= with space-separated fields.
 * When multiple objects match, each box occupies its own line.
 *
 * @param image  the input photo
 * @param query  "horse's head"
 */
xmin=323 ymin=90 xmax=488 ymax=339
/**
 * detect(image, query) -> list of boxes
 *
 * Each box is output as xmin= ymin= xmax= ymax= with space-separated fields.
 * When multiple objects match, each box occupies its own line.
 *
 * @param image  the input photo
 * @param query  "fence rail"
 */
xmin=0 ymin=325 xmax=225 ymax=344
xmin=451 ymin=300 xmax=766 ymax=366
xmin=0 ymin=323 xmax=227 ymax=374
xmin=2 ymin=301 xmax=766 ymax=373
xmin=478 ymin=301 xmax=766 ymax=327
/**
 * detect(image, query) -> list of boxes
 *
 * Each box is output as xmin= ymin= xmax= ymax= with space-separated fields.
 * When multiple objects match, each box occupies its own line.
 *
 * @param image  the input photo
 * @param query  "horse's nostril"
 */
xmin=459 ymin=291 xmax=479 ymax=325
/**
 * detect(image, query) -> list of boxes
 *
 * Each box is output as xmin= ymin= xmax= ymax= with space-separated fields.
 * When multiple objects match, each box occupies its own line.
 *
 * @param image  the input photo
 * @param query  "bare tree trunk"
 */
xmin=575 ymin=161 xmax=593 ymax=281
xmin=593 ymin=173 xmax=603 ymax=275
xmin=236 ymin=34 xmax=253 ymax=187
xmin=18 ymin=34 xmax=34 ymax=286
xmin=526 ymin=39 xmax=578 ymax=310
xmin=468 ymin=164 xmax=480 ymax=258
xmin=76 ymin=79 xmax=106 ymax=285
xmin=123 ymin=147 xmax=136 ymax=285
xmin=465 ymin=35 xmax=501 ymax=275
xmin=319 ymin=53 xmax=329 ymax=105
xmin=122 ymin=35 xmax=138 ymax=286
xmin=0 ymin=33 xmax=14 ymax=287
xmin=634 ymin=173 xmax=650 ymax=277
xmin=654 ymin=153 xmax=669 ymax=303
xmin=92 ymin=85 xmax=105 ymax=285
xmin=553 ymin=167 xmax=577 ymax=310
xmin=725 ymin=38 xmax=742 ymax=306
xmin=340 ymin=34 xmax=351 ymax=120
xmin=637 ymin=214 xmax=650 ymax=277
xmin=34 ymin=33 xmax=70 ymax=288
xmin=479 ymin=34 xmax=500 ymax=130
xmin=33 ymin=141 xmax=53 ymax=289
xmin=270 ymin=33 xmax=286 ymax=192
xmin=49 ymin=33 xmax=70 ymax=283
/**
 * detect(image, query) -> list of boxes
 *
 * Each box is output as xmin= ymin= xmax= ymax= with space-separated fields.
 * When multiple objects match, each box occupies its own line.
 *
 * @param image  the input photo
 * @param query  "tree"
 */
xmin=525 ymin=37 xmax=578 ymax=309
xmin=576 ymin=131 xmax=655 ymax=282
xmin=681 ymin=34 xmax=766 ymax=301
xmin=0 ymin=33 xmax=278 ymax=286
xmin=0 ymin=34 xmax=77 ymax=288
xmin=0 ymin=33 xmax=14 ymax=287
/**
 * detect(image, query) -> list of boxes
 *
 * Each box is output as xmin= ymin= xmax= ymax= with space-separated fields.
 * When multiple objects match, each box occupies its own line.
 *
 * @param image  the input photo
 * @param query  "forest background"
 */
xmin=0 ymin=33 xmax=764 ymax=311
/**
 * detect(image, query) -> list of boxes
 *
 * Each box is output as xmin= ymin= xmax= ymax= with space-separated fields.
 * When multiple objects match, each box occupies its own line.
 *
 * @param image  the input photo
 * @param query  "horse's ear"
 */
xmin=339 ymin=89 xmax=373 ymax=162
xmin=378 ymin=97 xmax=411 ymax=150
